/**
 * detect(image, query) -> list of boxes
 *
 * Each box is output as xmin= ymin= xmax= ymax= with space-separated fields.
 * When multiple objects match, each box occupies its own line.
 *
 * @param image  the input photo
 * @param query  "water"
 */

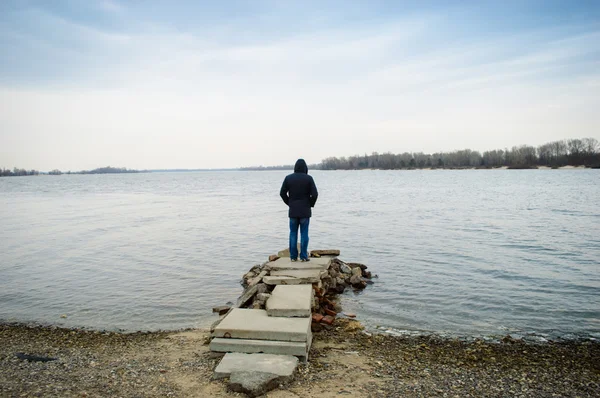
xmin=1 ymin=170 xmax=599 ymax=339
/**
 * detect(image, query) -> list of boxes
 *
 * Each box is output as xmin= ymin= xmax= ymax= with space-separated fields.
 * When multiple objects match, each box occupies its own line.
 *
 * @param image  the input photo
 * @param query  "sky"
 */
xmin=1 ymin=1 xmax=599 ymax=171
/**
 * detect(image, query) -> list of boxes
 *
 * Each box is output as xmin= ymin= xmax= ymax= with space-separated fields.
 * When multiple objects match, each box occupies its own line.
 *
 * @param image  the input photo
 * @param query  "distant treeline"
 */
xmin=318 ymin=138 xmax=600 ymax=170
xmin=239 ymin=165 xmax=294 ymax=171
xmin=0 ymin=166 xmax=142 ymax=177
xmin=0 ymin=168 xmax=40 ymax=177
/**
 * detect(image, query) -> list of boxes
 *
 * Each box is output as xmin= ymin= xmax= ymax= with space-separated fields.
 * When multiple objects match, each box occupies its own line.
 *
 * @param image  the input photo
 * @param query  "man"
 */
xmin=280 ymin=159 xmax=318 ymax=262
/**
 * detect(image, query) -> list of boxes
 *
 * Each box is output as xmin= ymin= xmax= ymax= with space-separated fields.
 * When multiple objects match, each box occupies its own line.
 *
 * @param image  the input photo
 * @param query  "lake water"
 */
xmin=1 ymin=170 xmax=599 ymax=340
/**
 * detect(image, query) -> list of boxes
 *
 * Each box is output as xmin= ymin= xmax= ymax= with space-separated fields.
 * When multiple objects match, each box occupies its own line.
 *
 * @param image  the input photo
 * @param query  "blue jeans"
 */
xmin=289 ymin=217 xmax=310 ymax=260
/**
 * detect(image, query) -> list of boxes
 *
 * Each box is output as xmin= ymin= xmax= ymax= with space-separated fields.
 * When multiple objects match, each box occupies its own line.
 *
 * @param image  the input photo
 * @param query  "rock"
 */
xmin=310 ymin=250 xmax=340 ymax=257
xmin=324 ymin=308 xmax=337 ymax=317
xmin=333 ymin=302 xmax=343 ymax=313
xmin=248 ymin=270 xmax=268 ymax=287
xmin=312 ymin=313 xmax=324 ymax=323
xmin=340 ymin=264 xmax=352 ymax=274
xmin=277 ymin=244 xmax=300 ymax=258
xmin=229 ymin=371 xmax=289 ymax=398
xmin=350 ymin=275 xmax=362 ymax=285
xmin=351 ymin=267 xmax=362 ymax=277
xmin=322 ymin=315 xmax=335 ymax=325
xmin=268 ymin=255 xmax=280 ymax=262
xmin=236 ymin=285 xmax=258 ymax=308
xmin=363 ymin=270 xmax=372 ymax=279
xmin=212 ymin=306 xmax=231 ymax=316
xmin=243 ymin=271 xmax=257 ymax=281
xmin=353 ymin=281 xmax=368 ymax=289
xmin=256 ymin=283 xmax=268 ymax=294
xmin=311 ymin=252 xmax=321 ymax=258
xmin=329 ymin=269 xmax=339 ymax=278
xmin=345 ymin=313 xmax=357 ymax=318
xmin=311 ymin=322 xmax=323 ymax=332
xmin=252 ymin=302 xmax=262 ymax=309
xmin=256 ymin=293 xmax=271 ymax=302
xmin=347 ymin=262 xmax=368 ymax=271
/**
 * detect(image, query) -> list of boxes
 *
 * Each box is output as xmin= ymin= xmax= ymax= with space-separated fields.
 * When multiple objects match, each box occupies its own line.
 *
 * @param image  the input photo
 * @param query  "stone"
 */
xmin=243 ymin=271 xmax=257 ymax=281
xmin=236 ymin=285 xmax=258 ymax=308
xmin=256 ymin=293 xmax=271 ymax=302
xmin=268 ymin=255 xmax=280 ymax=262
xmin=345 ymin=313 xmax=357 ymax=318
xmin=213 ymin=308 xmax=311 ymax=342
xmin=212 ymin=306 xmax=231 ymax=316
xmin=324 ymin=308 xmax=337 ymax=317
xmin=310 ymin=249 xmax=340 ymax=257
xmin=266 ymin=285 xmax=312 ymax=318
xmin=340 ymin=264 xmax=352 ymax=274
xmin=311 ymin=322 xmax=323 ymax=333
xmin=350 ymin=275 xmax=362 ymax=285
xmin=210 ymin=338 xmax=309 ymax=357
xmin=266 ymin=256 xmax=330 ymax=271
xmin=351 ymin=267 xmax=362 ymax=277
xmin=269 ymin=269 xmax=322 ymax=283
xmin=347 ymin=262 xmax=368 ymax=271
xmin=213 ymin=353 xmax=298 ymax=380
xmin=363 ymin=270 xmax=372 ymax=279
xmin=321 ymin=315 xmax=335 ymax=325
xmin=277 ymin=244 xmax=300 ymax=258
xmin=248 ymin=270 xmax=268 ymax=287
xmin=312 ymin=313 xmax=324 ymax=323
xmin=229 ymin=371 xmax=290 ymax=398
xmin=256 ymin=283 xmax=268 ymax=294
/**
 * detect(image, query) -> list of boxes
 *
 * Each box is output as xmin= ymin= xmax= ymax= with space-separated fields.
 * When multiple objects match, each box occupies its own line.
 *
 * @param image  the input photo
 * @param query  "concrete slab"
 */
xmin=266 ymin=285 xmax=312 ymax=317
xmin=213 ymin=353 xmax=298 ymax=380
xmin=210 ymin=338 xmax=308 ymax=357
xmin=213 ymin=308 xmax=311 ymax=342
xmin=266 ymin=257 xmax=330 ymax=271
xmin=269 ymin=269 xmax=323 ymax=283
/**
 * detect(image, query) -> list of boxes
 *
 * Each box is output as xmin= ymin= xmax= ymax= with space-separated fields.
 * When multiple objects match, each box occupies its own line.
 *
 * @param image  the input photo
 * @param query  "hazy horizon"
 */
xmin=1 ymin=1 xmax=599 ymax=171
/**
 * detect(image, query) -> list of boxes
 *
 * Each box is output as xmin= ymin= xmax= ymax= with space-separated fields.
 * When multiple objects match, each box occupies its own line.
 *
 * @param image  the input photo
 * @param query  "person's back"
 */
xmin=280 ymin=159 xmax=318 ymax=261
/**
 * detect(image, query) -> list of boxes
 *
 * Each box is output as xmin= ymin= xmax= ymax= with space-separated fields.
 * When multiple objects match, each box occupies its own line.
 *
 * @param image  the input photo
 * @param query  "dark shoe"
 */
xmin=291 ymin=258 xmax=298 ymax=262
xmin=300 ymin=258 xmax=310 ymax=262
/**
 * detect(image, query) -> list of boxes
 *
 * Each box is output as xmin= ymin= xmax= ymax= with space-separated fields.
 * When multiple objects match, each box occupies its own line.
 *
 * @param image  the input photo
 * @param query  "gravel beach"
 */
xmin=1 ymin=320 xmax=598 ymax=397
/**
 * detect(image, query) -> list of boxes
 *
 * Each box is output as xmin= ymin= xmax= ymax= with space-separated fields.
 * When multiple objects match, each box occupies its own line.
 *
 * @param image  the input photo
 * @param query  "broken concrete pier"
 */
xmin=209 ymin=248 xmax=374 ymax=396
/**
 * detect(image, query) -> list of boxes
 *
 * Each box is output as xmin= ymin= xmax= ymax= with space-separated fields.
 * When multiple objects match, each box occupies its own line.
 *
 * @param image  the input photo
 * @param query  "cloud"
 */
xmin=0 ymin=2 xmax=599 ymax=170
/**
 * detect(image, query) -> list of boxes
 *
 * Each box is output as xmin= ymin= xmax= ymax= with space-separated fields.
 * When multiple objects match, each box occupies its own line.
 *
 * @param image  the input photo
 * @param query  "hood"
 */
xmin=294 ymin=159 xmax=308 ymax=174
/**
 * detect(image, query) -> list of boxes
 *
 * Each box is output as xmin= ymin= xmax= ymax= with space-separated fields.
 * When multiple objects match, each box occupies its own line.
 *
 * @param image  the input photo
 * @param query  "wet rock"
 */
xmin=212 ymin=306 xmax=231 ymax=316
xmin=350 ymin=275 xmax=362 ymax=285
xmin=229 ymin=371 xmax=288 ymax=398
xmin=363 ymin=270 xmax=372 ymax=279
xmin=268 ymin=255 xmax=279 ymax=262
xmin=347 ymin=262 xmax=368 ymax=271
xmin=351 ymin=267 xmax=362 ymax=277
xmin=340 ymin=264 xmax=352 ymax=274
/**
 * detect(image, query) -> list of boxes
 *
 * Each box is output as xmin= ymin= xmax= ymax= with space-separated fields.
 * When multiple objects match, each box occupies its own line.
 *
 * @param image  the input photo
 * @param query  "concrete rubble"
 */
xmin=209 ymin=248 xmax=375 ymax=396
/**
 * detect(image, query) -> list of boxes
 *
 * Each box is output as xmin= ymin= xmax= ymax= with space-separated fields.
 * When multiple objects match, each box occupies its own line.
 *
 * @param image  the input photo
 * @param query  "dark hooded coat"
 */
xmin=280 ymin=159 xmax=318 ymax=218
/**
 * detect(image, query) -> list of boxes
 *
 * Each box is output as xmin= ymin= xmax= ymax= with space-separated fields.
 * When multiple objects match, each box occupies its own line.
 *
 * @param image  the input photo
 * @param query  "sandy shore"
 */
xmin=1 ymin=320 xmax=598 ymax=397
